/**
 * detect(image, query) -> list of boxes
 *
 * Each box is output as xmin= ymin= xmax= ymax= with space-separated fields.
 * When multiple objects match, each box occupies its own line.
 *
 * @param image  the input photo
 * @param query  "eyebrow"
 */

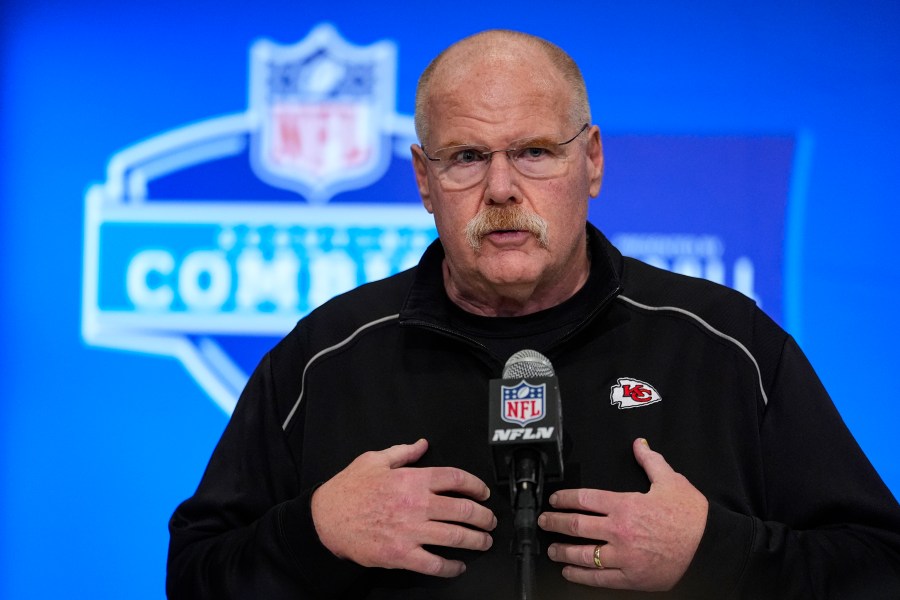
xmin=435 ymin=134 xmax=562 ymax=151
xmin=508 ymin=135 xmax=558 ymax=147
xmin=436 ymin=140 xmax=479 ymax=149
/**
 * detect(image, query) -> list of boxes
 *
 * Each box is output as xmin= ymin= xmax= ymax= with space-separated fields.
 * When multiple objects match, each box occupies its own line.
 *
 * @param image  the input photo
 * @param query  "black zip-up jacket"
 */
xmin=167 ymin=224 xmax=900 ymax=599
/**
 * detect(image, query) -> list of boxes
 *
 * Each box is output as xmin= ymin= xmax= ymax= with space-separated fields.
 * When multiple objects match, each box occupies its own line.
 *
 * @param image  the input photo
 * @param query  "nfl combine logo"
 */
xmin=81 ymin=23 xmax=433 ymax=416
xmin=501 ymin=381 xmax=546 ymax=427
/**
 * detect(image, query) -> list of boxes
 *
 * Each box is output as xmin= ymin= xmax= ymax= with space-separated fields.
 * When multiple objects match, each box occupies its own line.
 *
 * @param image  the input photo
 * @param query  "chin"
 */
xmin=477 ymin=256 xmax=544 ymax=286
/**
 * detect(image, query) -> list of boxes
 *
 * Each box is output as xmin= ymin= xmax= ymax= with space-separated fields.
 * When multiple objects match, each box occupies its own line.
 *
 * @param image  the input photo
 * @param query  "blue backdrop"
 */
xmin=2 ymin=2 xmax=899 ymax=598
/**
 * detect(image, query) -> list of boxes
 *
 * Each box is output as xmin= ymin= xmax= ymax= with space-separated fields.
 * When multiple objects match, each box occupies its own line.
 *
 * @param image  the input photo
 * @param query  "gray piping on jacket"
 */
xmin=617 ymin=295 xmax=768 ymax=406
xmin=282 ymin=313 xmax=401 ymax=430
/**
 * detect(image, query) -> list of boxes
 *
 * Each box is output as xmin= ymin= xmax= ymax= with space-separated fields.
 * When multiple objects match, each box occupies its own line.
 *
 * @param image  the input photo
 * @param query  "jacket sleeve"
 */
xmin=165 ymin=345 xmax=366 ymax=599
xmin=676 ymin=328 xmax=900 ymax=599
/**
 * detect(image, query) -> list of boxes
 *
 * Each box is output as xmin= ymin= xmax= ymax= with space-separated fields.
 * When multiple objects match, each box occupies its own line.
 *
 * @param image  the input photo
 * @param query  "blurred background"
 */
xmin=2 ymin=1 xmax=898 ymax=598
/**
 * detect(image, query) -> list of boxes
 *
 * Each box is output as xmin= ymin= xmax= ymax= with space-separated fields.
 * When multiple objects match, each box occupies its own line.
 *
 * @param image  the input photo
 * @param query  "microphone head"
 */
xmin=503 ymin=349 xmax=555 ymax=379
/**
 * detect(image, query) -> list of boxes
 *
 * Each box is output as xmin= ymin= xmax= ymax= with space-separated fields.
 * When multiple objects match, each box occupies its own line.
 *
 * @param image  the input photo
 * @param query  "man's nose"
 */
xmin=484 ymin=151 xmax=521 ymax=205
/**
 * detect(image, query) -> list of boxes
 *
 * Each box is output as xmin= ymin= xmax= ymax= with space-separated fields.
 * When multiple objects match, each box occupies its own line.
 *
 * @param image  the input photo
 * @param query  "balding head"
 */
xmin=414 ymin=30 xmax=591 ymax=146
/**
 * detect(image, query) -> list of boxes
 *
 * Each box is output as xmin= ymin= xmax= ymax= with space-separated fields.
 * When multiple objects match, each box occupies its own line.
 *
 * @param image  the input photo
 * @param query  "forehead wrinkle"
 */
xmin=434 ymin=60 xmax=562 ymax=110
xmin=426 ymin=82 xmax=569 ymax=148
xmin=423 ymin=42 xmax=572 ymax=145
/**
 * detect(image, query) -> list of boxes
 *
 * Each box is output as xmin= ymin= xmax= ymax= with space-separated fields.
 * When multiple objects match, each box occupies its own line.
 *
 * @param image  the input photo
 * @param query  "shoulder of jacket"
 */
xmin=277 ymin=267 xmax=414 ymax=353
xmin=615 ymin=256 xmax=790 ymax=404
xmin=616 ymin=256 xmax=789 ymax=355
xmin=270 ymin=268 xmax=416 ymax=430
xmin=617 ymin=256 xmax=759 ymax=323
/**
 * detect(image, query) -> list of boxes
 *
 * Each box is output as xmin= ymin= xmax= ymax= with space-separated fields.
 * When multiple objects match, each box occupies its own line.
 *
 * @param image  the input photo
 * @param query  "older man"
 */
xmin=167 ymin=31 xmax=900 ymax=598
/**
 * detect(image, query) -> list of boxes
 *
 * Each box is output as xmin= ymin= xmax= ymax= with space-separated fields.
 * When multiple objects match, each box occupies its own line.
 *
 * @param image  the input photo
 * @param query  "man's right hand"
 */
xmin=310 ymin=438 xmax=497 ymax=577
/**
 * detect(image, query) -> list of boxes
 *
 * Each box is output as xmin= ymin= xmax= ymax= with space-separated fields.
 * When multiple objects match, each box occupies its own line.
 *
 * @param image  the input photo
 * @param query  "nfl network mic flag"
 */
xmin=490 ymin=376 xmax=564 ymax=483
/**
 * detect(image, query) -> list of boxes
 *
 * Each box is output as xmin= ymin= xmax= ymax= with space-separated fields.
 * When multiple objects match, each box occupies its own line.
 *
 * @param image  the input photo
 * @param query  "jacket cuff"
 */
xmin=672 ymin=501 xmax=754 ymax=598
xmin=278 ymin=486 xmax=368 ymax=594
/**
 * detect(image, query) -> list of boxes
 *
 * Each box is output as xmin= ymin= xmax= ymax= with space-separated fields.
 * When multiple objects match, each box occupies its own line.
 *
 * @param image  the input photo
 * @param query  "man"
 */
xmin=167 ymin=30 xmax=900 ymax=598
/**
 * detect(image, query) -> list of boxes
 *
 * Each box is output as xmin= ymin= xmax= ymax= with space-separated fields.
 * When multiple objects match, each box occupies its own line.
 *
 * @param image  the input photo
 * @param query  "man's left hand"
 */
xmin=537 ymin=438 xmax=708 ymax=592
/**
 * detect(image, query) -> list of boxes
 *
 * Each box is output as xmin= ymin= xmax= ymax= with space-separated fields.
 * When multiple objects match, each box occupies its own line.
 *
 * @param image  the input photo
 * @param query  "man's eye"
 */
xmin=450 ymin=148 xmax=485 ymax=164
xmin=516 ymin=146 xmax=553 ymax=160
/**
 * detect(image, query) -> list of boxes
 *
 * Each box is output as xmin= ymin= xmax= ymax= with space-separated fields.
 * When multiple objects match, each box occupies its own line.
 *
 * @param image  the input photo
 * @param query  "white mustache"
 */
xmin=464 ymin=207 xmax=549 ymax=251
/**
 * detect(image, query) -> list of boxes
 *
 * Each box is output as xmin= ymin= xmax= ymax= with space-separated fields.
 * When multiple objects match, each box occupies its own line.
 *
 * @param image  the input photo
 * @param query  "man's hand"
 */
xmin=310 ymin=439 xmax=497 ymax=577
xmin=537 ymin=438 xmax=708 ymax=591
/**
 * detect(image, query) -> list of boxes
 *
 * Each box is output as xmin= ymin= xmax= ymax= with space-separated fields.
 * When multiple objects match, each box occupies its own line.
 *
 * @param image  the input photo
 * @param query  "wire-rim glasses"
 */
xmin=421 ymin=123 xmax=589 ymax=191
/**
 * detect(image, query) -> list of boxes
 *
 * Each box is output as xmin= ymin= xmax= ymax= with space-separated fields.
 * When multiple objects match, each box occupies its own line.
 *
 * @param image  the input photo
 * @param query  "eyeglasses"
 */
xmin=421 ymin=123 xmax=589 ymax=191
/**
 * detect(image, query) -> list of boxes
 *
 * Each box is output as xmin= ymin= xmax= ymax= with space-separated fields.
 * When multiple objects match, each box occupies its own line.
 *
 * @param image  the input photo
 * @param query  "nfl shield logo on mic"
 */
xmin=501 ymin=381 xmax=546 ymax=427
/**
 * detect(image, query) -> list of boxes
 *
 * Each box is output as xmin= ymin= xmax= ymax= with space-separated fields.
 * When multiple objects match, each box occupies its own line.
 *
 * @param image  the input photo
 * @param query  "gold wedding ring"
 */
xmin=593 ymin=544 xmax=604 ymax=569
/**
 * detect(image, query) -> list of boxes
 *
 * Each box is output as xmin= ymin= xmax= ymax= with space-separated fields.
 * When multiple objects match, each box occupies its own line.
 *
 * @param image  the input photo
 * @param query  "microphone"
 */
xmin=489 ymin=349 xmax=564 ymax=489
xmin=489 ymin=349 xmax=563 ymax=599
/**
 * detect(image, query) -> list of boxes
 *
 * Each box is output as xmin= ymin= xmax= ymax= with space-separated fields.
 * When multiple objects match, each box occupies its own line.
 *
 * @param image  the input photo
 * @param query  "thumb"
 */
xmin=633 ymin=437 xmax=674 ymax=484
xmin=382 ymin=438 xmax=429 ymax=469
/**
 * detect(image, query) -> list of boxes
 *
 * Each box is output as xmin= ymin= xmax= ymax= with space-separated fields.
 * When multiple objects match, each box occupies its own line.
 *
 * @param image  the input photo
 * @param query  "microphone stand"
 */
xmin=511 ymin=449 xmax=542 ymax=600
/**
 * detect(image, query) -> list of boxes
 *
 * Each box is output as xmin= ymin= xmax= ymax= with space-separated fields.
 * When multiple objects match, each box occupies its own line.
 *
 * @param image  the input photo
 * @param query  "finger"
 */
xmin=537 ymin=510 xmax=607 ymax=540
xmin=427 ymin=495 xmax=497 ymax=531
xmin=381 ymin=438 xmax=429 ymax=469
xmin=547 ymin=542 xmax=617 ymax=570
xmin=632 ymin=437 xmax=673 ymax=484
xmin=427 ymin=467 xmax=491 ymax=501
xmin=418 ymin=521 xmax=494 ymax=552
xmin=561 ymin=565 xmax=631 ymax=589
xmin=547 ymin=488 xmax=620 ymax=514
xmin=420 ymin=522 xmax=493 ymax=552
xmin=402 ymin=546 xmax=468 ymax=578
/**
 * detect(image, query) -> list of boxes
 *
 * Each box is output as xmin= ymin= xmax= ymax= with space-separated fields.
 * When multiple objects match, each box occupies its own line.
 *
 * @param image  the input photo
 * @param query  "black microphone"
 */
xmin=489 ymin=349 xmax=563 ymax=600
xmin=489 ymin=349 xmax=564 ymax=489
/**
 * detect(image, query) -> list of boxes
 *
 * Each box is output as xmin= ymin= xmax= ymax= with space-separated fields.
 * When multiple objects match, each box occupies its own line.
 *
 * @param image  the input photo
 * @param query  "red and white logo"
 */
xmin=501 ymin=381 xmax=546 ymax=427
xmin=610 ymin=378 xmax=662 ymax=409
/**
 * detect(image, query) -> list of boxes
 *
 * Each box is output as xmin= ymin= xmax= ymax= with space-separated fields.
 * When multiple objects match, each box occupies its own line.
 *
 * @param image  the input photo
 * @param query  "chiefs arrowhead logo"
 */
xmin=610 ymin=378 xmax=662 ymax=409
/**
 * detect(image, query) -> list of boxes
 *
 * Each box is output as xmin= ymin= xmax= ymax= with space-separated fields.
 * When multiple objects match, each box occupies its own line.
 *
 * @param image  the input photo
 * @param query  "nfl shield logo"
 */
xmin=501 ymin=381 xmax=546 ymax=427
xmin=248 ymin=23 xmax=396 ymax=203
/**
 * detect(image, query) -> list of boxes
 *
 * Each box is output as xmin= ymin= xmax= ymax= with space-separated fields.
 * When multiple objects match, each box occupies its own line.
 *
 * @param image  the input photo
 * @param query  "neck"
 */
xmin=442 ymin=250 xmax=590 ymax=318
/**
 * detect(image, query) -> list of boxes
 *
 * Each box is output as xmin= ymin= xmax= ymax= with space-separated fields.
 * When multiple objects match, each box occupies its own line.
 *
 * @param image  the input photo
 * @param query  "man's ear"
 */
xmin=411 ymin=145 xmax=434 ymax=213
xmin=586 ymin=126 xmax=604 ymax=198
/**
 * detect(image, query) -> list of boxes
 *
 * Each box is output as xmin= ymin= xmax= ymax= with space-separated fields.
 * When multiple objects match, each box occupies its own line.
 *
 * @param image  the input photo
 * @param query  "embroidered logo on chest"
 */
xmin=610 ymin=378 xmax=662 ymax=409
